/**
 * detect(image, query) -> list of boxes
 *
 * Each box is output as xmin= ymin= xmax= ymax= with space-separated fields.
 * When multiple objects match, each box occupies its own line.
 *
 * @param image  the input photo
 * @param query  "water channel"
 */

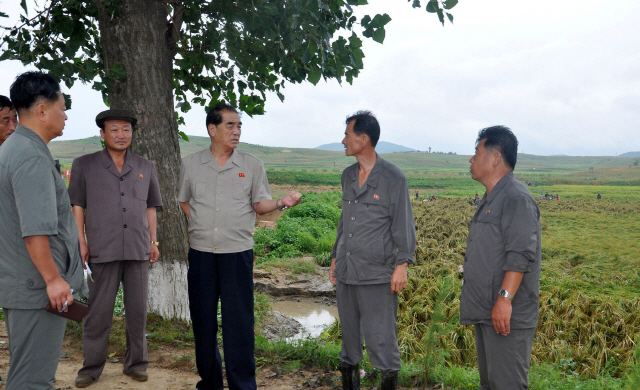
xmin=272 ymin=299 xmax=339 ymax=339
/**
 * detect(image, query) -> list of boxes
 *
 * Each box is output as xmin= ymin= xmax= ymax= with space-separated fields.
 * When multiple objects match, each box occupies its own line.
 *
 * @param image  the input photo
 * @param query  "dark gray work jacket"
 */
xmin=460 ymin=172 xmax=541 ymax=329
xmin=0 ymin=125 xmax=87 ymax=309
xmin=331 ymin=155 xmax=416 ymax=285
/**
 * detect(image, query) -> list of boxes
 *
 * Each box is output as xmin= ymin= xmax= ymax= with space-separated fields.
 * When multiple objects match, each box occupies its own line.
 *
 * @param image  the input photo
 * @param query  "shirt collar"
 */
xmin=349 ymin=153 xmax=382 ymax=193
xmin=14 ymin=124 xmax=55 ymax=164
xmin=101 ymin=147 xmax=133 ymax=177
xmin=485 ymin=172 xmax=513 ymax=204
xmin=199 ymin=148 xmax=241 ymax=171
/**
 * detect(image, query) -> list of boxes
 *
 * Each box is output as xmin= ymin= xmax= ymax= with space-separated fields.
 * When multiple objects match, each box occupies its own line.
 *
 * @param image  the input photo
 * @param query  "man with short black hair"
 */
xmin=0 ymin=95 xmax=18 ymax=146
xmin=178 ymin=103 xmax=302 ymax=390
xmin=68 ymin=109 xmax=162 ymax=388
xmin=460 ymin=125 xmax=541 ymax=390
xmin=329 ymin=110 xmax=416 ymax=390
xmin=0 ymin=71 xmax=87 ymax=389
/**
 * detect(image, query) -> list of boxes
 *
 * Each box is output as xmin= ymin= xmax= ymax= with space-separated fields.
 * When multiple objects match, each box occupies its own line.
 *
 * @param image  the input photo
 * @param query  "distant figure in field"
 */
xmin=460 ymin=126 xmax=541 ymax=390
xmin=415 ymin=191 xmax=419 ymax=200
xmin=597 ymin=193 xmax=602 ymax=200
xmin=539 ymin=194 xmax=543 ymax=201
xmin=474 ymin=194 xmax=480 ymax=205
xmin=431 ymin=195 xmax=437 ymax=201
xmin=556 ymin=195 xmax=560 ymax=201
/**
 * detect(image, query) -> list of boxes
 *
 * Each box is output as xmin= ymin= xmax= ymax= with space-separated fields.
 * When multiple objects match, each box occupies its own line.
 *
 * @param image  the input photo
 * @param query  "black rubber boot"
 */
xmin=340 ymin=362 xmax=360 ymax=390
xmin=381 ymin=372 xmax=398 ymax=390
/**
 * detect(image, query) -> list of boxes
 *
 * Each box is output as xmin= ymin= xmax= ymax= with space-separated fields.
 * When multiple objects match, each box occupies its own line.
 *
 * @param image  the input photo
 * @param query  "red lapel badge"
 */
xmin=486 ymin=209 xmax=490 ymax=214
xmin=373 ymin=194 xmax=379 ymax=200
xmin=139 ymin=174 xmax=143 ymax=179
xmin=239 ymin=173 xmax=245 ymax=177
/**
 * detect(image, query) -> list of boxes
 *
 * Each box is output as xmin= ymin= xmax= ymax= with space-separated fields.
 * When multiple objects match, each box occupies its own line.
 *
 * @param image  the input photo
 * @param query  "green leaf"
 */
xmin=412 ymin=0 xmax=421 ymax=8
xmin=178 ymin=131 xmax=189 ymax=142
xmin=372 ymin=27 xmax=385 ymax=44
xmin=426 ymin=0 xmax=438 ymax=13
xmin=446 ymin=12 xmax=454 ymax=23
xmin=63 ymin=93 xmax=72 ymax=110
xmin=444 ymin=0 xmax=458 ymax=10
xmin=379 ymin=13 xmax=392 ymax=26
xmin=437 ymin=8 xmax=445 ymax=25
xmin=301 ymin=49 xmax=312 ymax=64
xmin=307 ymin=67 xmax=321 ymax=85
xmin=20 ymin=0 xmax=28 ymax=15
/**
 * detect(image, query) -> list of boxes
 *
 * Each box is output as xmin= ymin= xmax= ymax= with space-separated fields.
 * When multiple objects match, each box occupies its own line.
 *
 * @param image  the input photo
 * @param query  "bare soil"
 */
xmin=0 ymin=319 xmax=341 ymax=390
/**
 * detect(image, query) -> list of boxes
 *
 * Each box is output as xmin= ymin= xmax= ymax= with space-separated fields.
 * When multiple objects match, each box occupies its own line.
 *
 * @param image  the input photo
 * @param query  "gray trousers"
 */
xmin=336 ymin=281 xmax=401 ymax=376
xmin=79 ymin=260 xmax=149 ymax=378
xmin=3 ymin=308 xmax=67 ymax=390
xmin=474 ymin=323 xmax=536 ymax=390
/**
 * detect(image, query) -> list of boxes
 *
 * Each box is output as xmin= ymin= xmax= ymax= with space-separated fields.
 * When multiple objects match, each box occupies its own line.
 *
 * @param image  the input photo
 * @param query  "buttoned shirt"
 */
xmin=0 ymin=125 xmax=87 ymax=309
xmin=331 ymin=155 xmax=416 ymax=285
xmin=460 ymin=172 xmax=541 ymax=329
xmin=68 ymin=148 xmax=162 ymax=263
xmin=178 ymin=148 xmax=271 ymax=254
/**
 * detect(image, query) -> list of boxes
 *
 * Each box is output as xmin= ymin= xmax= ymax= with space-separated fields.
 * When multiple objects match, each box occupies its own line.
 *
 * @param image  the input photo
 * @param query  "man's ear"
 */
xmin=207 ymin=124 xmax=216 ymax=137
xmin=492 ymin=151 xmax=503 ymax=167
xmin=35 ymin=102 xmax=48 ymax=122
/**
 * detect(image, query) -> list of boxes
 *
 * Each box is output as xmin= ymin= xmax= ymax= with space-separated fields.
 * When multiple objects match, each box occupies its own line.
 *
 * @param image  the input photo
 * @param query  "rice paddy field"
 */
xmin=399 ymin=198 xmax=640 ymax=377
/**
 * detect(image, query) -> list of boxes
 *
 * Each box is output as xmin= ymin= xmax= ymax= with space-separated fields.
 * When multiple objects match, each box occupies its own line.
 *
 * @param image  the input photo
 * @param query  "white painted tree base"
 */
xmin=148 ymin=260 xmax=191 ymax=321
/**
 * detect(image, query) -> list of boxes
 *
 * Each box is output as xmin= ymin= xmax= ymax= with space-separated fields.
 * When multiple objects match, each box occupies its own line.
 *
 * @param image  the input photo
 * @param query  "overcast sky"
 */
xmin=1 ymin=0 xmax=639 ymax=156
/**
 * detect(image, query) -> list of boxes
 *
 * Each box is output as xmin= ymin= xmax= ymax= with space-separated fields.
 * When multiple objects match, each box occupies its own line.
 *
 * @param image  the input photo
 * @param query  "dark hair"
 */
xmin=0 ymin=95 xmax=14 ymax=111
xmin=476 ymin=125 xmax=518 ymax=170
xmin=345 ymin=110 xmax=380 ymax=147
xmin=206 ymin=103 xmax=239 ymax=128
xmin=9 ymin=71 xmax=61 ymax=112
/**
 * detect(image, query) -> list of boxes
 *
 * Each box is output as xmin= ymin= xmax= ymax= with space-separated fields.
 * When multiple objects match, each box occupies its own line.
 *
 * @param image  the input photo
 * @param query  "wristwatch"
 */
xmin=150 ymin=240 xmax=160 ymax=246
xmin=498 ymin=289 xmax=514 ymax=301
xmin=276 ymin=197 xmax=287 ymax=211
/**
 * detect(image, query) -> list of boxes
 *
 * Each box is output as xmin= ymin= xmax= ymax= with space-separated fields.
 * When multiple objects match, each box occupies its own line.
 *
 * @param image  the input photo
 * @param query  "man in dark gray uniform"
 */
xmin=329 ymin=111 xmax=416 ymax=390
xmin=68 ymin=109 xmax=162 ymax=387
xmin=460 ymin=126 xmax=541 ymax=390
xmin=0 ymin=71 xmax=87 ymax=389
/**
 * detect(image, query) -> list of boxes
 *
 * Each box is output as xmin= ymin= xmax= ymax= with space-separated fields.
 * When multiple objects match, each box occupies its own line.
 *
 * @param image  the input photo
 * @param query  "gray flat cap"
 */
xmin=95 ymin=109 xmax=137 ymax=129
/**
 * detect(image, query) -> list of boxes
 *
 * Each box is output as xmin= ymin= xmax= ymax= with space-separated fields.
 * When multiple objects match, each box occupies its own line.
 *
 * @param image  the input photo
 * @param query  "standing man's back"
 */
xmin=0 ymin=71 xmax=87 ymax=390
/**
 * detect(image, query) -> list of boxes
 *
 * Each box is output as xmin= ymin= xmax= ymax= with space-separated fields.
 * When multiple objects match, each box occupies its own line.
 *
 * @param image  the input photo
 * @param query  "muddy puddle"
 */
xmin=272 ymin=299 xmax=339 ymax=339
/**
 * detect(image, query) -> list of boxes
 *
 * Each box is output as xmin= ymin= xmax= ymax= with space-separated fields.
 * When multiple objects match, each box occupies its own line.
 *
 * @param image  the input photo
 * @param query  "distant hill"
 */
xmin=316 ymin=141 xmax=417 ymax=153
xmin=619 ymin=151 xmax=640 ymax=157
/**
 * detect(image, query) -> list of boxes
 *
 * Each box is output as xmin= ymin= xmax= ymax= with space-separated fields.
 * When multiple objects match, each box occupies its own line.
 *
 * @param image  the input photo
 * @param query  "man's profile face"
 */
xmin=342 ymin=120 xmax=366 ymax=157
xmin=100 ymin=119 xmax=133 ymax=152
xmin=43 ymin=92 xmax=68 ymax=138
xmin=209 ymin=109 xmax=241 ymax=151
xmin=0 ymin=106 xmax=18 ymax=144
xmin=469 ymin=138 xmax=495 ymax=182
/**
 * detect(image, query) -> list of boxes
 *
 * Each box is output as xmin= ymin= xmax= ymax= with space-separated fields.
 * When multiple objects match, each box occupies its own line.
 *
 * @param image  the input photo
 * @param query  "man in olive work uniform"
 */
xmin=178 ymin=103 xmax=302 ymax=390
xmin=329 ymin=111 xmax=416 ymax=390
xmin=460 ymin=126 xmax=541 ymax=390
xmin=68 ymin=109 xmax=162 ymax=387
xmin=0 ymin=71 xmax=87 ymax=389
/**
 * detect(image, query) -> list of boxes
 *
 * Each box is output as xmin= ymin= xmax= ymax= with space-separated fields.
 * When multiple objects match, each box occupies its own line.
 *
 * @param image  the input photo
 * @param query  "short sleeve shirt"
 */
xmin=459 ymin=172 xmax=542 ymax=329
xmin=178 ymin=148 xmax=271 ymax=253
xmin=0 ymin=125 xmax=87 ymax=309
xmin=68 ymin=148 xmax=162 ymax=263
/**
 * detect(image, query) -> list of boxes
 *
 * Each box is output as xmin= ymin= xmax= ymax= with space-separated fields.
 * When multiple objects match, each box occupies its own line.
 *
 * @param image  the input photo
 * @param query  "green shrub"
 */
xmin=285 ymin=202 xmax=341 ymax=225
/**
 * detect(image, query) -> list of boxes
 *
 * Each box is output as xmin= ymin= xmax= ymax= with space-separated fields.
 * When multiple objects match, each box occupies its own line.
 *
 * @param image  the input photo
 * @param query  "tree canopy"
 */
xmin=1 ymin=0 xmax=456 ymax=123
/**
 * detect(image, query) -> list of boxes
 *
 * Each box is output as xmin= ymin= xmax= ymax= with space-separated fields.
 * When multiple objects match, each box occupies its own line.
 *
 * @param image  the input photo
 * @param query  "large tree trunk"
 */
xmin=95 ymin=0 xmax=190 ymax=320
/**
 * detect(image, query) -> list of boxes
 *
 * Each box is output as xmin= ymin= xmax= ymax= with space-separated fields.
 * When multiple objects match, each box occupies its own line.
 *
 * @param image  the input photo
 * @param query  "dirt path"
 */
xmin=0 ymin=321 xmax=340 ymax=390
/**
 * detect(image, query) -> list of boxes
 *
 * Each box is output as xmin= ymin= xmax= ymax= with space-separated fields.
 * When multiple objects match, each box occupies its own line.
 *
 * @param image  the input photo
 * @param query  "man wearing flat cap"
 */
xmin=68 ymin=109 xmax=162 ymax=388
